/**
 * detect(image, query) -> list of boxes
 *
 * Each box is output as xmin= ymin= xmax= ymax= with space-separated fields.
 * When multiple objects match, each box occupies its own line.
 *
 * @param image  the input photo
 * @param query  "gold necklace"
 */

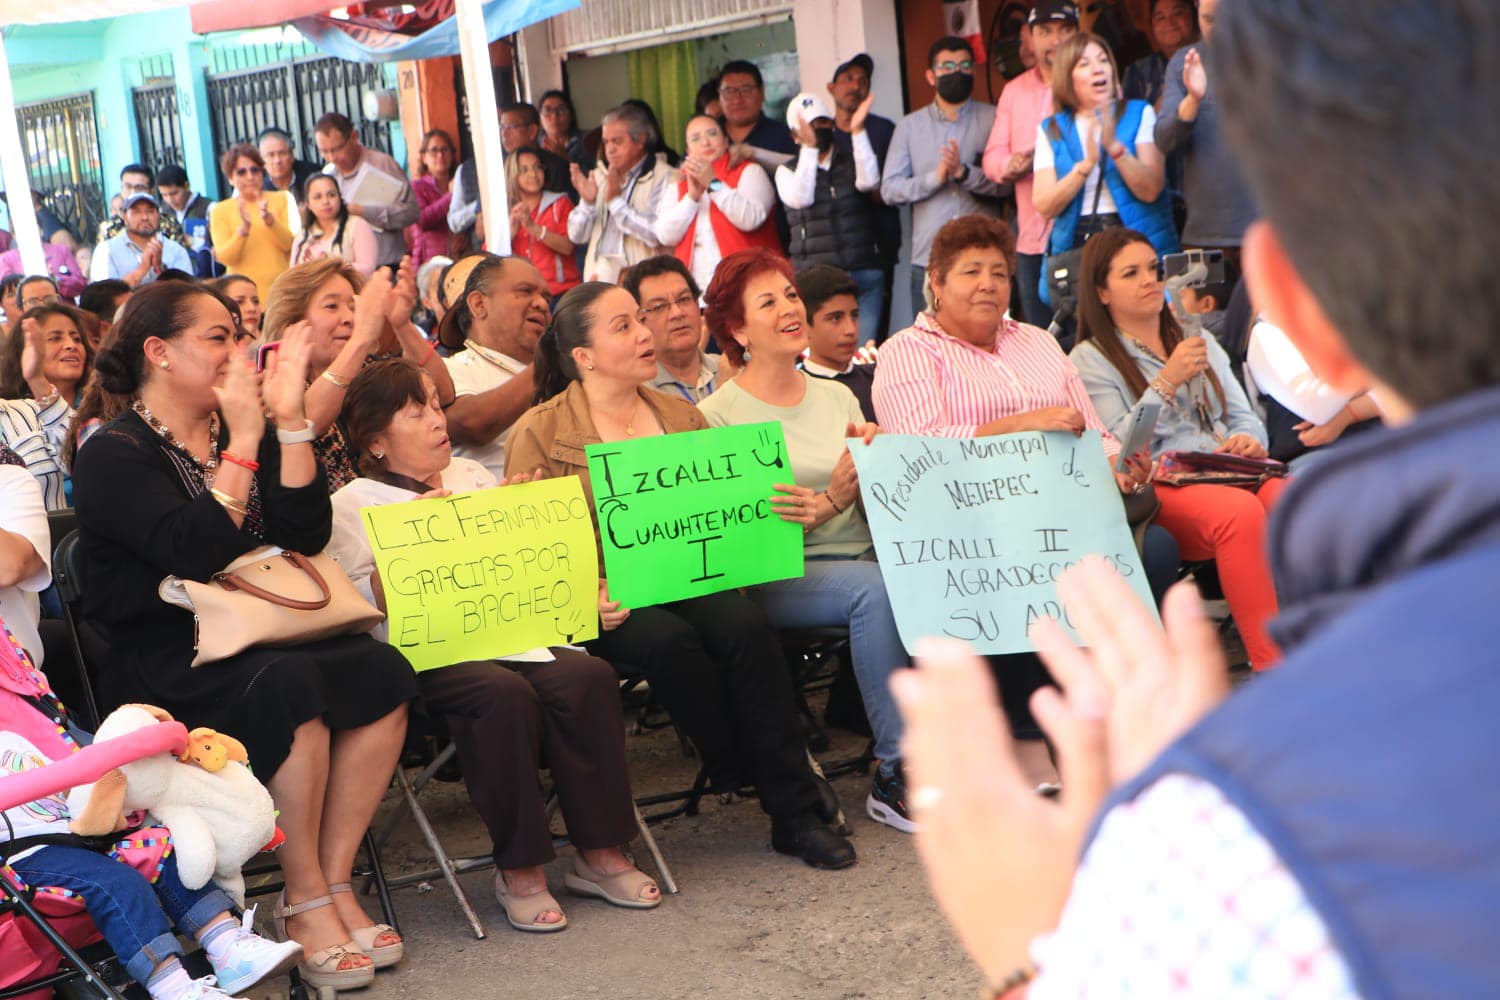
xmin=597 ymin=398 xmax=641 ymax=437
xmin=132 ymin=400 xmax=221 ymax=474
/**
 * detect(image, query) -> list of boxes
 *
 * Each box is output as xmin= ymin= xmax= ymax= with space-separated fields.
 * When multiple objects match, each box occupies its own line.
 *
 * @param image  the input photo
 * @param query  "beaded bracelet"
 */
xmin=981 ymin=962 xmax=1038 ymax=999
xmin=824 ymin=490 xmax=846 ymax=514
xmin=220 ymin=450 xmax=260 ymax=473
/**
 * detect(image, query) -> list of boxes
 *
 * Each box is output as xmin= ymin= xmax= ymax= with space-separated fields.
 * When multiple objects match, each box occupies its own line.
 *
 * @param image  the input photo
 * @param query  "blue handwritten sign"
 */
xmin=850 ymin=431 xmax=1154 ymax=654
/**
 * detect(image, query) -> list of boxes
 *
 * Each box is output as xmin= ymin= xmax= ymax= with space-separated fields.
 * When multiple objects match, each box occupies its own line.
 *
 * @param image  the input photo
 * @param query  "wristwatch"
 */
xmin=954 ymin=164 xmax=971 ymax=184
xmin=276 ymin=419 xmax=317 ymax=445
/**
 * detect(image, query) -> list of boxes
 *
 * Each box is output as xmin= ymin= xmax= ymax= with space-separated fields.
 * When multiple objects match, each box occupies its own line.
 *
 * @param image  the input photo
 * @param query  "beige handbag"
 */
xmin=159 ymin=546 xmax=385 ymax=667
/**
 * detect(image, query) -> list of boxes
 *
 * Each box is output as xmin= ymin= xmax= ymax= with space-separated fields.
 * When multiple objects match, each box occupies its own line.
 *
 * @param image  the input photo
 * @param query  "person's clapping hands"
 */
xmin=261 ymin=323 xmax=312 ymax=428
xmin=894 ymin=557 xmax=1231 ymax=986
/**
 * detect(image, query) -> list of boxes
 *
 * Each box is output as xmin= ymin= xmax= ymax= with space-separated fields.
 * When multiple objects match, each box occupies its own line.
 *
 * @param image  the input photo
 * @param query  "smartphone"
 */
xmin=255 ymin=340 xmax=281 ymax=373
xmin=1114 ymin=399 xmax=1162 ymax=473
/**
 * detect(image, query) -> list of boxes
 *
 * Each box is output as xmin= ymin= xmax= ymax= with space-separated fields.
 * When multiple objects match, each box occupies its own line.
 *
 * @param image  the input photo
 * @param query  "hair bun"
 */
xmin=93 ymin=346 xmax=137 ymax=395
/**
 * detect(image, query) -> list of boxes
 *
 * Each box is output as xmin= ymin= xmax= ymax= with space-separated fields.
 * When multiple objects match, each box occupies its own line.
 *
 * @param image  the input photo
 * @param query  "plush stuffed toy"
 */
xmin=66 ymin=704 xmax=277 ymax=905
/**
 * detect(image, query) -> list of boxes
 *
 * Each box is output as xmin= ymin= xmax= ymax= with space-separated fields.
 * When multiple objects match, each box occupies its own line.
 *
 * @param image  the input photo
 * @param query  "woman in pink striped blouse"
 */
xmin=872 ymin=214 xmax=1175 ymax=785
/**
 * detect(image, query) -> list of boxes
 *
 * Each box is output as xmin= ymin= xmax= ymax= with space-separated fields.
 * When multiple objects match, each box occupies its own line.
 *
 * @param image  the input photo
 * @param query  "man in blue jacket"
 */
xmin=891 ymin=1 xmax=1500 ymax=997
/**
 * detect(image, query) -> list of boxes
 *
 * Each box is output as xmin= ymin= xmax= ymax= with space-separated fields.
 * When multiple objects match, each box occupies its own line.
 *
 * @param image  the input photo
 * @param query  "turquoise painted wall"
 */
xmin=5 ymin=15 xmax=406 ymax=212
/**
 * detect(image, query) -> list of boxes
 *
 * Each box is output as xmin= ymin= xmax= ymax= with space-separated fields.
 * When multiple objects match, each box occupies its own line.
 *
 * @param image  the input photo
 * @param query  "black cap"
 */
xmin=1028 ymin=0 xmax=1080 ymax=26
xmin=831 ymin=53 xmax=874 ymax=82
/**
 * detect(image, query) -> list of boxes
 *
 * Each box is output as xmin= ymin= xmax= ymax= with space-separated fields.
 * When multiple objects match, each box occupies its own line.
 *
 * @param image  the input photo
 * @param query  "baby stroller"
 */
xmin=0 ymin=645 xmax=188 ymax=1000
xmin=0 ymin=617 xmax=204 ymax=1000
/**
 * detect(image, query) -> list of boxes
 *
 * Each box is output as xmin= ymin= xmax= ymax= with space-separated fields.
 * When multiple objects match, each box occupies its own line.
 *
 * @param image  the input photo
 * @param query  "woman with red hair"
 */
xmin=504 ymin=279 xmax=857 ymax=871
xmin=699 ymin=249 xmax=915 ymax=834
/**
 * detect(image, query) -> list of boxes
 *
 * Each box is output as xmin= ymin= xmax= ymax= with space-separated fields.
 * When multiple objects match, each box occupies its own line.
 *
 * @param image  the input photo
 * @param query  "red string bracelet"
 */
xmin=221 ymin=451 xmax=260 ymax=473
xmin=420 ymin=339 xmax=438 ymax=366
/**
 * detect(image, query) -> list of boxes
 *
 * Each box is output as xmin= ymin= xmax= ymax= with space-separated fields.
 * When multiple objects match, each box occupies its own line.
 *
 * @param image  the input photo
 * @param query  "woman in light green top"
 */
xmin=698 ymin=249 xmax=915 ymax=834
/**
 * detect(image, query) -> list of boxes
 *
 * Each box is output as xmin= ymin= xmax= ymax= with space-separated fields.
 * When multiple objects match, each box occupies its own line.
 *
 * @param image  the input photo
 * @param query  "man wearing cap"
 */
xmin=96 ymin=164 xmax=190 ymax=250
xmin=89 ymin=193 xmax=193 ymax=287
xmin=882 ymin=36 xmax=1003 ymax=317
xmin=776 ymin=90 xmax=886 ymax=345
xmin=438 ymin=254 xmax=549 ymax=477
xmin=828 ymin=53 xmax=901 ymax=341
xmin=982 ymin=0 xmax=1080 ymax=328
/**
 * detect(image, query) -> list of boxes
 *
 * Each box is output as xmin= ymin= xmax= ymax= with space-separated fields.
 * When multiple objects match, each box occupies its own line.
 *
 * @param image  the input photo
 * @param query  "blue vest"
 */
xmin=1087 ymin=386 xmax=1500 ymax=999
xmin=1040 ymin=101 xmax=1180 ymax=304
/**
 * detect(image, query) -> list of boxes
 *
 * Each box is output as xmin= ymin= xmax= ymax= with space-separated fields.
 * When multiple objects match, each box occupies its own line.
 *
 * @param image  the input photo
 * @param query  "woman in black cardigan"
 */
xmin=72 ymin=282 xmax=417 ymax=993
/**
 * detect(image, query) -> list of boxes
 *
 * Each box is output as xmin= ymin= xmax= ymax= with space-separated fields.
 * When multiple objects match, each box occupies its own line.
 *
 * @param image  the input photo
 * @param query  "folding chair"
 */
xmin=780 ymin=627 xmax=877 ymax=780
xmin=369 ymin=712 xmax=680 ymax=940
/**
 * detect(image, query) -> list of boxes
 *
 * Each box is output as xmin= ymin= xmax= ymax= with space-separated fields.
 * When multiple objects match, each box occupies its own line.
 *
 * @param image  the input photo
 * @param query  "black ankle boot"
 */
xmin=771 ymin=814 xmax=857 ymax=870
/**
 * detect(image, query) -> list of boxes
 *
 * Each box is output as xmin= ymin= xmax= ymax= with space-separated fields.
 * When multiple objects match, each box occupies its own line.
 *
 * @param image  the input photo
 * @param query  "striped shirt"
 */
xmin=871 ymin=311 xmax=1119 ymax=458
xmin=0 ymin=397 xmax=73 ymax=511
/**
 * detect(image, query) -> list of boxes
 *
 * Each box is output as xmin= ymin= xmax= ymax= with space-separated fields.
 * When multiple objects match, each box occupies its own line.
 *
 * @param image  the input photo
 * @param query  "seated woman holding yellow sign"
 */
xmin=326 ymin=358 xmax=658 ymax=933
xmin=696 ymin=248 xmax=914 ymax=835
xmin=506 ymin=282 xmax=857 ymax=871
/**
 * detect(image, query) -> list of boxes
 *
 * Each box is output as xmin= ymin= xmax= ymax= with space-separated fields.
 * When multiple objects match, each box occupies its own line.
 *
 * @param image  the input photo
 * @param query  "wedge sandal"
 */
xmin=563 ymin=855 xmax=661 ymax=910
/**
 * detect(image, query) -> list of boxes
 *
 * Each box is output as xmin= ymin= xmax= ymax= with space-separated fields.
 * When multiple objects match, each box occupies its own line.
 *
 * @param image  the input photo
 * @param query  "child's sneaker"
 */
xmin=176 ymin=976 xmax=248 ymax=1000
xmin=208 ymin=911 xmax=303 ymax=994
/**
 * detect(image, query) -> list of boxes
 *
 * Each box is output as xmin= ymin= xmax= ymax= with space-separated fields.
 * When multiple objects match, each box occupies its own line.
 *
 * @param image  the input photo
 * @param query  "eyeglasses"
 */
xmin=316 ymin=135 xmax=351 ymax=159
xmin=540 ymin=105 xmax=569 ymax=117
xmin=234 ymin=166 xmax=262 ymax=176
xmin=19 ymin=292 xmax=59 ymax=310
xmin=718 ymin=84 xmax=760 ymax=98
xmin=935 ymin=60 xmax=975 ymax=74
xmin=638 ymin=293 xmax=699 ymax=320
xmin=423 ymin=146 xmax=454 ymax=156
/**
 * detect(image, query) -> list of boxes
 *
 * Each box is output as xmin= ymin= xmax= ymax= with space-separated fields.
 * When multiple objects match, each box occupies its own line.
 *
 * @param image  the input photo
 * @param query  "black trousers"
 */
xmin=586 ymin=591 xmax=821 ymax=823
xmin=417 ymin=649 xmax=637 ymax=870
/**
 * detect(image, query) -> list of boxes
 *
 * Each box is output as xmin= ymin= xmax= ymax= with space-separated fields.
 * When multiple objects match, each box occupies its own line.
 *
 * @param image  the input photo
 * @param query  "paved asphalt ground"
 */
xmin=240 ymin=702 xmax=977 ymax=1000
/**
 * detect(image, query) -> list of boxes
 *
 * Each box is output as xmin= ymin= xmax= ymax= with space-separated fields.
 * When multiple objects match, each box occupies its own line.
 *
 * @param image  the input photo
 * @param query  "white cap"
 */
xmin=785 ymin=92 xmax=835 ymax=131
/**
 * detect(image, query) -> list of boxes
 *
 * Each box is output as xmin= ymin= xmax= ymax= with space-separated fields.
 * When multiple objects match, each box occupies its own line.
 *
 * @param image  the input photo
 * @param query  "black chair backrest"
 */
xmin=50 ymin=530 xmax=102 ymax=729
xmin=46 ymin=508 xmax=78 ymax=561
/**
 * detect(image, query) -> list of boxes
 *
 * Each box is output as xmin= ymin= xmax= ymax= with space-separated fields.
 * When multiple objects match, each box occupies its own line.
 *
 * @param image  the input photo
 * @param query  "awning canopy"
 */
xmin=190 ymin=0 xmax=347 ymax=35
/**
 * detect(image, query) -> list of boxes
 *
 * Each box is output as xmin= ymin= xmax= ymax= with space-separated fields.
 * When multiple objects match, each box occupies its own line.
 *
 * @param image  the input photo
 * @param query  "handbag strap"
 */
xmin=213 ymin=551 xmax=332 ymax=611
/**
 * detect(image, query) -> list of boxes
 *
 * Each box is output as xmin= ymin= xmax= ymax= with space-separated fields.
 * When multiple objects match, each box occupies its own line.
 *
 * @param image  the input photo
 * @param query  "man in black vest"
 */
xmin=774 ymin=91 xmax=885 ymax=346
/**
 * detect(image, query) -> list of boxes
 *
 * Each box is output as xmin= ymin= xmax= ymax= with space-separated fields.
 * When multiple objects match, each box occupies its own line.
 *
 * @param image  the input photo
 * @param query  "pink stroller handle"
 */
xmin=0 ymin=722 xmax=189 ymax=812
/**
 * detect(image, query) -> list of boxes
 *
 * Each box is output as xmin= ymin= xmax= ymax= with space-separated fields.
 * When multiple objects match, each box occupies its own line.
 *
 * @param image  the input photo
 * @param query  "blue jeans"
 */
xmin=850 ymin=268 xmax=887 ymax=345
xmin=1015 ymin=252 xmax=1054 ymax=329
xmin=749 ymin=557 xmax=907 ymax=762
xmin=11 ymin=845 xmax=233 ymax=986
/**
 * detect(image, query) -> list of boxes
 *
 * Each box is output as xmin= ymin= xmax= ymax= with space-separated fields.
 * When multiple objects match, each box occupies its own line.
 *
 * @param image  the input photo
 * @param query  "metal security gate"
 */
xmin=132 ymin=82 xmax=185 ymax=174
xmin=206 ymin=56 xmax=393 ymax=197
xmin=15 ymin=93 xmax=106 ymax=244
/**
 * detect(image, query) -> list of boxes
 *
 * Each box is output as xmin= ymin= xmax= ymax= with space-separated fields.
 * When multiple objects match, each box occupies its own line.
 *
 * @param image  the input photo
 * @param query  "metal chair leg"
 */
xmin=632 ymin=804 xmax=678 ymax=895
xmin=391 ymin=766 xmax=486 ymax=939
xmin=361 ymin=830 xmax=401 ymax=937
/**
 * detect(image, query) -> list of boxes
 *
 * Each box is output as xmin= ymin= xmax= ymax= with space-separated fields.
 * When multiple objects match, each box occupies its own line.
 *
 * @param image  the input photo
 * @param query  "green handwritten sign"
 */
xmin=359 ymin=477 xmax=599 ymax=671
xmin=851 ymin=431 xmax=1154 ymax=654
xmin=586 ymin=422 xmax=804 ymax=606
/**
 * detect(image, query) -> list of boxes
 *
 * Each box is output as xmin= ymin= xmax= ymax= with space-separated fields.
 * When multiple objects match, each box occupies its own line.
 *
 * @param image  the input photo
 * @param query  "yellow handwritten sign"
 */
xmin=359 ymin=477 xmax=599 ymax=671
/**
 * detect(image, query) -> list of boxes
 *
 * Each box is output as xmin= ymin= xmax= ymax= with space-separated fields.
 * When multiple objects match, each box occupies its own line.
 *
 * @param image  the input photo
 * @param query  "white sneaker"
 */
xmin=209 ymin=911 xmax=304 ymax=995
xmin=174 ymin=976 xmax=245 ymax=1000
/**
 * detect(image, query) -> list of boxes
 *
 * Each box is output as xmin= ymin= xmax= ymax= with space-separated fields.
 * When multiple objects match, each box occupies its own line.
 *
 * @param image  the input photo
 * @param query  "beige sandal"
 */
xmin=327 ymin=883 xmax=404 ymax=968
xmin=494 ymin=873 xmax=569 ymax=933
xmin=563 ymin=855 xmax=661 ymax=910
xmin=273 ymin=892 xmax=375 ymax=992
